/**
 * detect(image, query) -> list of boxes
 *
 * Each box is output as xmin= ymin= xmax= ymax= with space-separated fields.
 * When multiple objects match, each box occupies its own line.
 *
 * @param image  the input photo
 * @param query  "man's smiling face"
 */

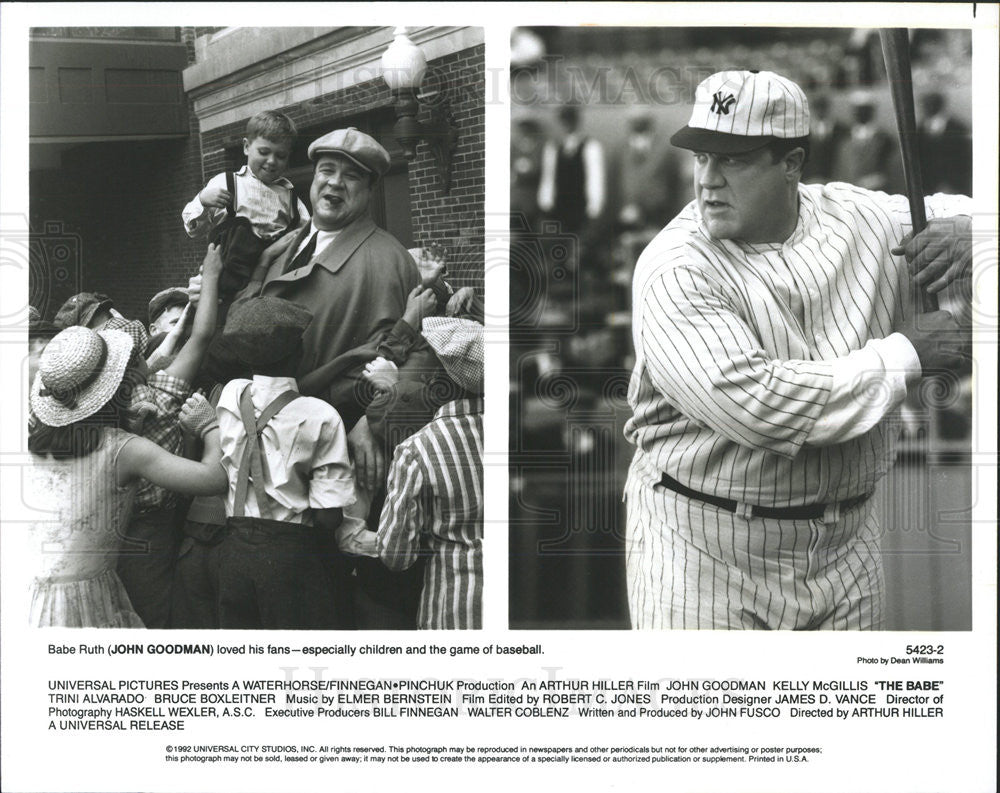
xmin=309 ymin=153 xmax=373 ymax=231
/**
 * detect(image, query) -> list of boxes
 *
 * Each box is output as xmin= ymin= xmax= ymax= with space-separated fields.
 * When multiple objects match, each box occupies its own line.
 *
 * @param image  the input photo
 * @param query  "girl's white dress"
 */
xmin=28 ymin=428 xmax=144 ymax=627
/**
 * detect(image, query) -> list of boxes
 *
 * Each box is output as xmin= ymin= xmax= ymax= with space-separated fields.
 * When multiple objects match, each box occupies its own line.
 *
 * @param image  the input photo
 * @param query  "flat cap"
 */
xmin=53 ymin=292 xmax=114 ymax=329
xmin=101 ymin=315 xmax=151 ymax=360
xmin=307 ymin=127 xmax=391 ymax=176
xmin=222 ymin=296 xmax=313 ymax=367
xmin=422 ymin=316 xmax=484 ymax=394
xmin=148 ymin=287 xmax=189 ymax=325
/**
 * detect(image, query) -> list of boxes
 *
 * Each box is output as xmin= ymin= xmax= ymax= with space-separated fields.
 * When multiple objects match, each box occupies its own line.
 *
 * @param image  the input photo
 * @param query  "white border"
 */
xmin=2 ymin=4 xmax=996 ymax=793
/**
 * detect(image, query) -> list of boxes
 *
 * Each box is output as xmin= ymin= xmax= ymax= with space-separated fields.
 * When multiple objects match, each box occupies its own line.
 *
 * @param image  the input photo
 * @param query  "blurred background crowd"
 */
xmin=508 ymin=27 xmax=974 ymax=630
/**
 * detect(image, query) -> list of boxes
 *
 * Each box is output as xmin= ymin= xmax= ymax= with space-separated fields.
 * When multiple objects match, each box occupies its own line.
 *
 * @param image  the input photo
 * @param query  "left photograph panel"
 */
xmin=22 ymin=26 xmax=485 ymax=630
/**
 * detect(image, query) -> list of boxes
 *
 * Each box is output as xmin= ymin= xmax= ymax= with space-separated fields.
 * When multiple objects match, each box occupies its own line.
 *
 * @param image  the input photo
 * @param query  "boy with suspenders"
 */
xmin=184 ymin=296 xmax=356 ymax=628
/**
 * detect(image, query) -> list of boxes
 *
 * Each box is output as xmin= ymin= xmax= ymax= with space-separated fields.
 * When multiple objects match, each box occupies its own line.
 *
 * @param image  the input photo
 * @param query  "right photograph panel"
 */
xmin=508 ymin=26 xmax=973 ymax=630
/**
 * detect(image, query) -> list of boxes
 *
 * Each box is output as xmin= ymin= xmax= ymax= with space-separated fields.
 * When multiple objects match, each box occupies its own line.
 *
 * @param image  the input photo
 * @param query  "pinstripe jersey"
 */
xmin=376 ymin=398 xmax=484 ymax=629
xmin=625 ymin=182 xmax=971 ymax=506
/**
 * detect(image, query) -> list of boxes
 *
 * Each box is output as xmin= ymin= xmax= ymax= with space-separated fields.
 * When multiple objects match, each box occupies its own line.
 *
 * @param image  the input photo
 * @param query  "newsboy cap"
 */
xmin=222 ymin=296 xmax=313 ymax=367
xmin=307 ymin=127 xmax=391 ymax=176
xmin=53 ymin=292 xmax=114 ymax=329
xmin=148 ymin=287 xmax=189 ymax=325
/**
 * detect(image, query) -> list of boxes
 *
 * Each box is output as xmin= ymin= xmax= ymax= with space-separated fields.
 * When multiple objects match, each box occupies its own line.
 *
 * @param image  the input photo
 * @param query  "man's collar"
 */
xmin=251 ymin=374 xmax=299 ymax=393
xmin=308 ymin=215 xmax=378 ymax=275
xmin=263 ymin=215 xmax=377 ymax=285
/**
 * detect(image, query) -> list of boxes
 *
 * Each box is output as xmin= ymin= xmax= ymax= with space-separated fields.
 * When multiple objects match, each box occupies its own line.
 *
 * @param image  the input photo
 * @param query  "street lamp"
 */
xmin=380 ymin=27 xmax=458 ymax=192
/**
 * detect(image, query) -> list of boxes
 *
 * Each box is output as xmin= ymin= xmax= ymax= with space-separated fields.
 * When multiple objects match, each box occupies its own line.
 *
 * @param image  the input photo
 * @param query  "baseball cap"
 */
xmin=148 ymin=287 xmax=189 ymax=325
xmin=671 ymin=70 xmax=810 ymax=154
xmin=307 ymin=128 xmax=391 ymax=176
xmin=222 ymin=296 xmax=313 ymax=366
xmin=52 ymin=292 xmax=114 ymax=329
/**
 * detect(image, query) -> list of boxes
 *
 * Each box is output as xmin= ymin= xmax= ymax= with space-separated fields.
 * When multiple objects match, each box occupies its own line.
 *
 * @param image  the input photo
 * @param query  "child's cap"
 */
xmin=222 ymin=296 xmax=313 ymax=366
xmin=30 ymin=326 xmax=135 ymax=427
xmin=53 ymin=292 xmax=114 ymax=329
xmin=148 ymin=287 xmax=189 ymax=326
xmin=102 ymin=315 xmax=151 ymax=361
xmin=307 ymin=127 xmax=391 ymax=176
xmin=422 ymin=317 xmax=484 ymax=394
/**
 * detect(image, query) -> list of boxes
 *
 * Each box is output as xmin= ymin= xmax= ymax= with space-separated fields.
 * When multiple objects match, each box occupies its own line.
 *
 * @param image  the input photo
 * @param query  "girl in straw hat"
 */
xmin=26 ymin=325 xmax=227 ymax=628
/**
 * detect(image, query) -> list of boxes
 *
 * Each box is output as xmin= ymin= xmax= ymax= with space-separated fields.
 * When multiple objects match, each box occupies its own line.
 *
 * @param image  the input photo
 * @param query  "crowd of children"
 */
xmin=26 ymin=111 xmax=485 ymax=631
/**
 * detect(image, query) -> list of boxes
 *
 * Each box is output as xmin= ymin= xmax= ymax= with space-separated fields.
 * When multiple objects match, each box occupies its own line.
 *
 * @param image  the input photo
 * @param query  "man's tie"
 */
xmin=283 ymin=230 xmax=318 ymax=275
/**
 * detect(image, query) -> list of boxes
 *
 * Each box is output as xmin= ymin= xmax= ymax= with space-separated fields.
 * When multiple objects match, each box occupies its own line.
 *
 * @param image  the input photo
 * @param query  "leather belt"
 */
xmin=655 ymin=472 xmax=872 ymax=520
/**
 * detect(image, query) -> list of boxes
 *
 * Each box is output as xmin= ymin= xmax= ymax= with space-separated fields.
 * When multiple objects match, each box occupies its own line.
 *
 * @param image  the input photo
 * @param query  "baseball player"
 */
xmin=624 ymin=70 xmax=972 ymax=630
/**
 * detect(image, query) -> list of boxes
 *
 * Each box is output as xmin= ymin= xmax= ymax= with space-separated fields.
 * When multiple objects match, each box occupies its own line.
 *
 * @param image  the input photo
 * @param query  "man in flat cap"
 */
xmin=242 ymin=127 xmax=422 ymax=627
xmin=624 ymin=70 xmax=972 ymax=631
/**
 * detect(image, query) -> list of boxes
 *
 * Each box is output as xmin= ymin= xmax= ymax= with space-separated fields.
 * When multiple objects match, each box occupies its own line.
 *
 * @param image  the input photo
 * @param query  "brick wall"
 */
xmin=196 ymin=42 xmax=485 ymax=295
xmin=31 ymin=27 xmax=208 ymax=323
xmin=407 ymin=45 xmax=485 ymax=294
xmin=32 ymin=34 xmax=484 ymax=322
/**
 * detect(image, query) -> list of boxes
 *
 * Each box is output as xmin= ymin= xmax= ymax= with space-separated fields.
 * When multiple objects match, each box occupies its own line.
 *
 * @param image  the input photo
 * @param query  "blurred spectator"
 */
xmin=919 ymin=91 xmax=972 ymax=195
xmin=833 ymin=90 xmax=903 ymax=193
xmin=616 ymin=110 xmax=680 ymax=231
xmin=537 ymin=104 xmax=606 ymax=238
xmin=801 ymin=94 xmax=846 ymax=184
xmin=511 ymin=118 xmax=547 ymax=231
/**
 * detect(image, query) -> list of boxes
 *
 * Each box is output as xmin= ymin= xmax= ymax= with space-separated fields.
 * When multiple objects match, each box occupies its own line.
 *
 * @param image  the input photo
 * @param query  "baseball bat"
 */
xmin=879 ymin=28 xmax=938 ymax=312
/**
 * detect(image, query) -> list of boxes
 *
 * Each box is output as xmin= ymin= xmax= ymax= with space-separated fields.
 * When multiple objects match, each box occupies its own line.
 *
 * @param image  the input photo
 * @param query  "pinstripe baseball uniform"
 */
xmin=624 ymin=183 xmax=971 ymax=629
xmin=377 ymin=398 xmax=484 ymax=629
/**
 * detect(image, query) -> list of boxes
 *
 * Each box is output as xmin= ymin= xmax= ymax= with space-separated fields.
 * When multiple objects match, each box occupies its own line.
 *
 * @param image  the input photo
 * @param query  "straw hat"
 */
xmin=30 ymin=326 xmax=134 ymax=427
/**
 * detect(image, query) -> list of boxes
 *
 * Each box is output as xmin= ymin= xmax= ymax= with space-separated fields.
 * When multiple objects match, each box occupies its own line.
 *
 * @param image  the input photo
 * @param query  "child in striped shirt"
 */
xmin=374 ymin=317 xmax=485 ymax=629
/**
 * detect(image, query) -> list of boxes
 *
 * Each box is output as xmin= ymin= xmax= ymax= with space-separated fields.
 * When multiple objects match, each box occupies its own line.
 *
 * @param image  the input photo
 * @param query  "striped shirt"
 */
xmin=625 ymin=183 xmax=971 ymax=506
xmin=376 ymin=398 xmax=484 ymax=630
xmin=183 ymin=165 xmax=309 ymax=241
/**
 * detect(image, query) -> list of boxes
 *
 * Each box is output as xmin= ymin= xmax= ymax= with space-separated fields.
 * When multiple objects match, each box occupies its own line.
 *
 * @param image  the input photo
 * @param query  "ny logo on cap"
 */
xmin=711 ymin=91 xmax=736 ymax=115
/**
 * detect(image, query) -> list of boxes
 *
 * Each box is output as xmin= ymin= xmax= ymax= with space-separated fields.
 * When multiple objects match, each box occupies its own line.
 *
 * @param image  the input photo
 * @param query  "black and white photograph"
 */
xmin=1 ymin=5 xmax=996 ymax=793
xmin=509 ymin=25 xmax=979 ymax=631
xmin=20 ymin=25 xmax=485 ymax=631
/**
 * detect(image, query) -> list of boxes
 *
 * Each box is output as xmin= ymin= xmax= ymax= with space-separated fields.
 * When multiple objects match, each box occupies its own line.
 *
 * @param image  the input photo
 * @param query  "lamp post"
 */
xmin=380 ymin=27 xmax=458 ymax=193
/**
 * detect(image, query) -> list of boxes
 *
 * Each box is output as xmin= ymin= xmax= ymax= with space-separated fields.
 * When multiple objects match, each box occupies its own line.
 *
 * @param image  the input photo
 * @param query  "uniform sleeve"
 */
xmin=376 ymin=445 xmax=425 ymax=571
xmin=308 ymin=411 xmax=357 ymax=510
xmin=878 ymin=190 xmax=973 ymax=229
xmin=638 ymin=264 xmax=834 ymax=458
xmin=182 ymin=173 xmax=228 ymax=238
xmin=805 ymin=333 xmax=920 ymax=446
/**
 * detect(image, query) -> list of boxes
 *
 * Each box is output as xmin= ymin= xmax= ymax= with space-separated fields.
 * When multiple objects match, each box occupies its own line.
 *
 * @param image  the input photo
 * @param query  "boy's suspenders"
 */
xmin=224 ymin=170 xmax=237 ymax=220
xmin=224 ymin=170 xmax=299 ymax=231
xmin=232 ymin=386 xmax=299 ymax=519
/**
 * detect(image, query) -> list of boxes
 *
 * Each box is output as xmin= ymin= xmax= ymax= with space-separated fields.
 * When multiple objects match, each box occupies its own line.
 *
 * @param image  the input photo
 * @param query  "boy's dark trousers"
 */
xmin=171 ymin=520 xmax=226 ymax=629
xmin=117 ymin=505 xmax=181 ymax=628
xmin=219 ymin=517 xmax=341 ymax=630
xmin=209 ymin=170 xmax=300 ymax=306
